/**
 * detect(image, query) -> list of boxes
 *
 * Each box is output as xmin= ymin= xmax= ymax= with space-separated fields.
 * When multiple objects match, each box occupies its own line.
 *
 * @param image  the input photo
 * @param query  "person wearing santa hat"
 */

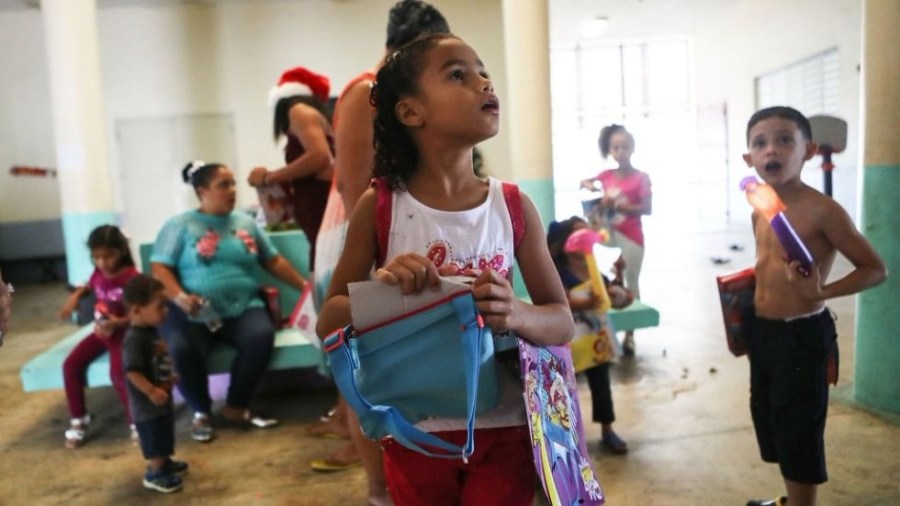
xmin=248 ymin=66 xmax=334 ymax=273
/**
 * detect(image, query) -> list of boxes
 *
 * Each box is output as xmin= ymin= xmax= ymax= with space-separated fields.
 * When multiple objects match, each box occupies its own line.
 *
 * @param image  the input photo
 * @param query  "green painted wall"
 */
xmin=62 ymin=211 xmax=118 ymax=284
xmin=855 ymin=165 xmax=900 ymax=414
xmin=517 ymin=178 xmax=555 ymax=231
xmin=512 ymin=177 xmax=555 ymax=299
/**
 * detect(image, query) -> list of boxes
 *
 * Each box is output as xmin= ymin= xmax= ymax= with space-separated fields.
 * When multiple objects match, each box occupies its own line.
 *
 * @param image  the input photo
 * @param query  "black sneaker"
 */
xmin=143 ymin=471 xmax=183 ymax=493
xmin=164 ymin=459 xmax=189 ymax=476
xmin=746 ymin=497 xmax=787 ymax=506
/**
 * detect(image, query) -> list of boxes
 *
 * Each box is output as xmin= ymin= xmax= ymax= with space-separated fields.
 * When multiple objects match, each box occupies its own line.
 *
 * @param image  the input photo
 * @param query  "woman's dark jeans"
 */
xmin=160 ymin=302 xmax=274 ymax=414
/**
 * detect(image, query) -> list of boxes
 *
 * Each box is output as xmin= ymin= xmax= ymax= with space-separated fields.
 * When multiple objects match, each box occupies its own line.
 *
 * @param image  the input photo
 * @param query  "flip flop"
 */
xmin=309 ymin=457 xmax=362 ymax=473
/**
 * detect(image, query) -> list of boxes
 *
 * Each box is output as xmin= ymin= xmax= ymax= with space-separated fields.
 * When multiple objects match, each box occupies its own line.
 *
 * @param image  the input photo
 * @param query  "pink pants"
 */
xmin=381 ymin=426 xmax=536 ymax=506
xmin=63 ymin=331 xmax=131 ymax=424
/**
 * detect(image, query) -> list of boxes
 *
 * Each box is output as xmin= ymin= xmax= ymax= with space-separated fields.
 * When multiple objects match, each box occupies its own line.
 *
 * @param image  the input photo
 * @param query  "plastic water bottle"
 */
xmin=740 ymin=176 xmax=814 ymax=275
xmin=197 ymin=298 xmax=222 ymax=332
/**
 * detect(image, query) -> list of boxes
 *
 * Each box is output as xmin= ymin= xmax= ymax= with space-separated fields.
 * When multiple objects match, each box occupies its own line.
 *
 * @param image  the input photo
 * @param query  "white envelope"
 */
xmin=348 ymin=276 xmax=474 ymax=331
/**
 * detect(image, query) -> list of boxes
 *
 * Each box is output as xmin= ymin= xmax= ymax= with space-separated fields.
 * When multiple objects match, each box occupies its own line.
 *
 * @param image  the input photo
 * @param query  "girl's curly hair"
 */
xmin=370 ymin=33 xmax=458 ymax=190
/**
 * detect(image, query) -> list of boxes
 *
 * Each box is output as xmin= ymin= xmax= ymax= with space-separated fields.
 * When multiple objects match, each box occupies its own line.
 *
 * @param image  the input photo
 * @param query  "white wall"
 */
xmin=2 ymin=0 xmax=864 ymax=227
xmin=0 ymin=10 xmax=59 ymax=222
xmin=0 ymin=0 xmax=509 ymax=224
xmin=550 ymin=0 xmax=863 ymax=223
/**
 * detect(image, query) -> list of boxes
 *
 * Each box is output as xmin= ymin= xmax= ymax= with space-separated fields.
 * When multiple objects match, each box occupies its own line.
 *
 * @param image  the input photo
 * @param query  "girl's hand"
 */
xmin=94 ymin=319 xmax=115 ymax=338
xmin=58 ymin=301 xmax=76 ymax=320
xmin=149 ymin=387 xmax=169 ymax=406
xmin=568 ymin=290 xmax=601 ymax=312
xmin=247 ymin=167 xmax=269 ymax=187
xmin=175 ymin=292 xmax=203 ymax=316
xmin=784 ymin=260 xmax=823 ymax=301
xmin=471 ymin=269 xmax=517 ymax=333
xmin=374 ymin=253 xmax=440 ymax=295
xmin=580 ymin=179 xmax=599 ymax=191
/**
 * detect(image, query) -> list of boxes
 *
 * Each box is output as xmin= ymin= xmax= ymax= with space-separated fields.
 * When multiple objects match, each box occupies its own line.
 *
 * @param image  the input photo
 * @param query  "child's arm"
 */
xmin=58 ymin=285 xmax=90 ymax=320
xmin=125 ymin=371 xmax=169 ymax=406
xmin=787 ymin=202 xmax=887 ymax=301
xmin=579 ymin=176 xmax=600 ymax=191
xmin=473 ymin=194 xmax=574 ymax=346
xmin=567 ymin=291 xmax=601 ymax=312
xmin=315 ymin=189 xmax=380 ymax=338
xmin=95 ymin=315 xmax=130 ymax=338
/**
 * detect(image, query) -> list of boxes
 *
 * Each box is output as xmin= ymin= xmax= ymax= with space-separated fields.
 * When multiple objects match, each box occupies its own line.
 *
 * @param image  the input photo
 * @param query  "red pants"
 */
xmin=382 ymin=426 xmax=536 ymax=506
xmin=63 ymin=331 xmax=131 ymax=423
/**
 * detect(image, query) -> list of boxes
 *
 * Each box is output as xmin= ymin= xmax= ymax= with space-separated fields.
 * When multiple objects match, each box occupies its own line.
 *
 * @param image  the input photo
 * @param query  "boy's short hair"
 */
xmin=123 ymin=274 xmax=164 ymax=308
xmin=746 ymin=106 xmax=812 ymax=144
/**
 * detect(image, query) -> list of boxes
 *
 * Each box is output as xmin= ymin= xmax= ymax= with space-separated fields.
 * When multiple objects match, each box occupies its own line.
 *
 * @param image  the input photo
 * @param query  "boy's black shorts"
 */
xmin=135 ymin=412 xmax=175 ymax=460
xmin=747 ymin=308 xmax=836 ymax=485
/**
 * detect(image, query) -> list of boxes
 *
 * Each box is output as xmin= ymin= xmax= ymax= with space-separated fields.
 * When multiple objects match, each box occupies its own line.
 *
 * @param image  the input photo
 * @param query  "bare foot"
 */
xmin=330 ymin=441 xmax=358 ymax=463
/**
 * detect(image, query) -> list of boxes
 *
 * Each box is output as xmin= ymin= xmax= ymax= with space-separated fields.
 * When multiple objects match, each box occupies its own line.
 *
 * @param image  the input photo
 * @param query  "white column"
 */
xmin=501 ymin=0 xmax=555 ymax=225
xmin=41 ymin=0 xmax=116 ymax=284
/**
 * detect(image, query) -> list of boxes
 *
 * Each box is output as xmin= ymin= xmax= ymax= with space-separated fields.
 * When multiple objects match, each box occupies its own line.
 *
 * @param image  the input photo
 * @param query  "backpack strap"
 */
xmin=501 ymin=181 xmax=525 ymax=252
xmin=372 ymin=178 xmax=392 ymax=268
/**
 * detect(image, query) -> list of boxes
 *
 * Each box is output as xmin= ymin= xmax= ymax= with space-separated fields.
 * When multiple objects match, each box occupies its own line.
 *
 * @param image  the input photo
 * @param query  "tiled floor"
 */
xmin=1 ymin=222 xmax=897 ymax=505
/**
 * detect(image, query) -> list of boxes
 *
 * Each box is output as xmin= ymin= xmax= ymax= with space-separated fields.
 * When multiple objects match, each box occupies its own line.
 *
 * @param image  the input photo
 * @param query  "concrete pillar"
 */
xmin=501 ymin=0 xmax=554 ymax=226
xmin=41 ymin=0 xmax=116 ymax=284
xmin=854 ymin=0 xmax=900 ymax=414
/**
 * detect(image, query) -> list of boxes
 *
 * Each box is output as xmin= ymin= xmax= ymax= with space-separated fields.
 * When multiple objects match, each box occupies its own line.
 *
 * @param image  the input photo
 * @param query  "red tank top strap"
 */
xmin=501 ymin=182 xmax=524 ymax=251
xmin=372 ymin=178 xmax=392 ymax=268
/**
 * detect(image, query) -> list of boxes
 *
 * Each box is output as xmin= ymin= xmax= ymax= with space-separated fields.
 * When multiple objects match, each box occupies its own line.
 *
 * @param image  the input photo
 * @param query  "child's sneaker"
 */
xmin=164 ymin=458 xmax=189 ymax=476
xmin=64 ymin=414 xmax=92 ymax=449
xmin=143 ymin=470 xmax=183 ymax=494
xmin=191 ymin=412 xmax=215 ymax=442
xmin=129 ymin=424 xmax=140 ymax=446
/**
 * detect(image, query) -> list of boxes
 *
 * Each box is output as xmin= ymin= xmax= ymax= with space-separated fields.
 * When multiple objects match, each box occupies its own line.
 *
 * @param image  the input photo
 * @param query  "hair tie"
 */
xmin=187 ymin=160 xmax=206 ymax=178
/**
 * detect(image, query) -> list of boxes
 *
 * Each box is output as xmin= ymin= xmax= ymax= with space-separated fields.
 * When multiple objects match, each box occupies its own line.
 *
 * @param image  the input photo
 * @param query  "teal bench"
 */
xmin=511 ymin=265 xmax=660 ymax=333
xmin=607 ymin=300 xmax=660 ymax=332
xmin=21 ymin=230 xmax=660 ymax=392
xmin=20 ymin=230 xmax=321 ymax=393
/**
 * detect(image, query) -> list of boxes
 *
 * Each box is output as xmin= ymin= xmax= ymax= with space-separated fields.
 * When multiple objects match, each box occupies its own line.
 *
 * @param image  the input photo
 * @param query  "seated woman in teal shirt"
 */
xmin=152 ymin=161 xmax=307 ymax=443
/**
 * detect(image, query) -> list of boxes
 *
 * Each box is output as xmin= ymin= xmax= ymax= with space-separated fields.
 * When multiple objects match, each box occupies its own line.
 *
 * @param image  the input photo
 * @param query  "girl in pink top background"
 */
xmin=580 ymin=124 xmax=652 ymax=356
xmin=57 ymin=225 xmax=140 ymax=448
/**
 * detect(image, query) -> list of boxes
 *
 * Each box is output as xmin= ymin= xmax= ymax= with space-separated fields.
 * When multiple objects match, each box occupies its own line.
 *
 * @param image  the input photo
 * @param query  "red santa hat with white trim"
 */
xmin=268 ymin=66 xmax=331 ymax=107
